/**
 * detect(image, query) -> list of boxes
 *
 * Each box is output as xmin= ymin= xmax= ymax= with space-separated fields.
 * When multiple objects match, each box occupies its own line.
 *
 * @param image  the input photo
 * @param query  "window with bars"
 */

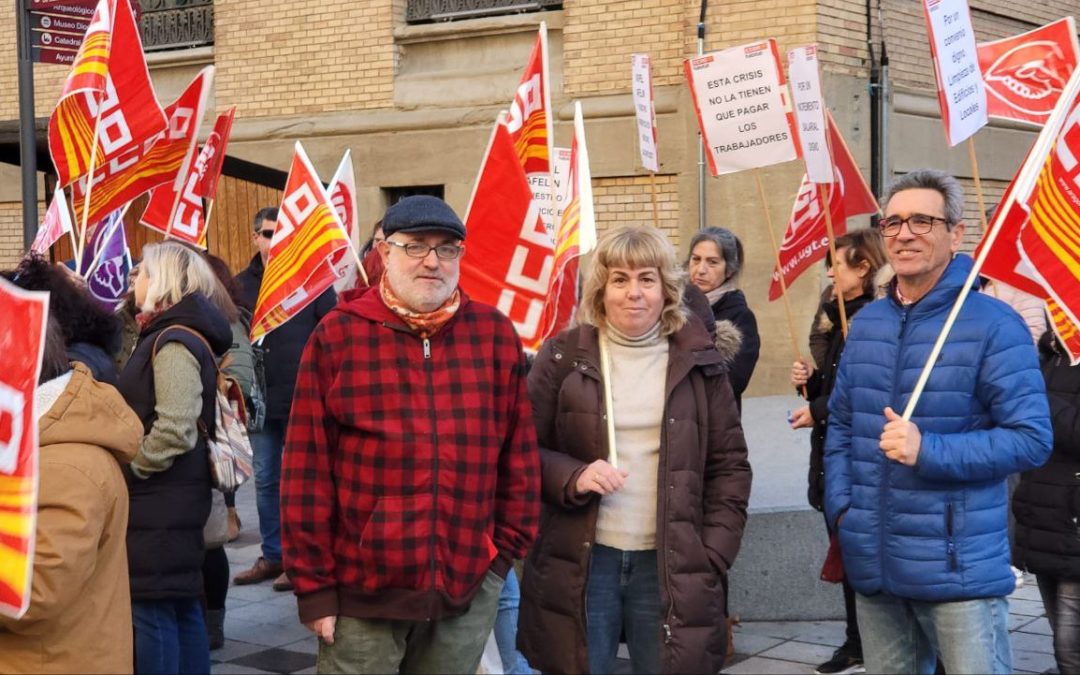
xmin=138 ymin=0 xmax=214 ymax=52
xmin=405 ymin=0 xmax=561 ymax=24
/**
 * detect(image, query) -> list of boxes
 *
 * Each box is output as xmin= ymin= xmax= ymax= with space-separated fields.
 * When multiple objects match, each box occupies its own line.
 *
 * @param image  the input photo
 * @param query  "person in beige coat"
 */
xmin=0 ymin=338 xmax=142 ymax=674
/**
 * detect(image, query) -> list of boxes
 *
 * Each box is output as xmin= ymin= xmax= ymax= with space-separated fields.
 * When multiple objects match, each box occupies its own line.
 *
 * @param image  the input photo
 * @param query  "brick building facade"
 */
xmin=0 ymin=0 xmax=1069 ymax=394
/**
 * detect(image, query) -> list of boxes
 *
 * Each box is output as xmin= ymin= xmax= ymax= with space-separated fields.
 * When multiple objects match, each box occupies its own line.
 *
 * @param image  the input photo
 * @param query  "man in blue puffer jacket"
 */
xmin=824 ymin=169 xmax=1052 ymax=675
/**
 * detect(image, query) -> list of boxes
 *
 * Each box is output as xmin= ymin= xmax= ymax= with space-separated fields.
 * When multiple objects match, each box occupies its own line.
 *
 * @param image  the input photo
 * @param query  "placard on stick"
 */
xmin=787 ymin=45 xmax=833 ymax=183
xmin=684 ymin=39 xmax=800 ymax=175
xmin=923 ymin=0 xmax=988 ymax=146
xmin=631 ymin=54 xmax=660 ymax=173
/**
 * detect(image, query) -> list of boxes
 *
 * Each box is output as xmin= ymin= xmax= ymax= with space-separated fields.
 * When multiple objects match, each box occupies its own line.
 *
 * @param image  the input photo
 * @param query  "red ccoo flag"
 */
xmin=47 ymin=0 xmax=167 ymax=188
xmin=195 ymin=107 xmax=236 ymax=201
xmin=461 ymin=118 xmax=555 ymax=352
xmin=769 ymin=113 xmax=878 ymax=301
xmin=29 ymin=188 xmax=74 ymax=256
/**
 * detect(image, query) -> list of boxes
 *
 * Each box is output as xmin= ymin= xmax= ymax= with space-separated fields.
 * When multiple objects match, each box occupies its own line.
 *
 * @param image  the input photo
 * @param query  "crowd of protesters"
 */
xmin=0 ymin=167 xmax=1077 ymax=675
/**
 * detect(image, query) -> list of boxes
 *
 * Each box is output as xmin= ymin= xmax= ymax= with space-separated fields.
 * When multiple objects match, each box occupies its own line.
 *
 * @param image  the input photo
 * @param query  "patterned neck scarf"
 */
xmin=379 ymin=274 xmax=461 ymax=338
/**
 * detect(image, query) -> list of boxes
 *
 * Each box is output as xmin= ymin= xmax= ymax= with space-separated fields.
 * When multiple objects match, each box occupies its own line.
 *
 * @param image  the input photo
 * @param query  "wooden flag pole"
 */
xmin=75 ymin=109 xmax=104 ymax=274
xmin=598 ymin=331 xmax=619 ymax=469
xmin=202 ymin=198 xmax=214 ymax=252
xmin=755 ymin=168 xmax=809 ymax=399
xmin=648 ymin=171 xmax=660 ymax=229
xmin=820 ymin=182 xmax=849 ymax=337
xmin=901 ymin=138 xmax=994 ymax=421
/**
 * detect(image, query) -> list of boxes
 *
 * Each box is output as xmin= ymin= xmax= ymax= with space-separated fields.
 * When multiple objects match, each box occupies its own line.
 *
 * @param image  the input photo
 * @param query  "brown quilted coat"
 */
xmin=517 ymin=322 xmax=752 ymax=674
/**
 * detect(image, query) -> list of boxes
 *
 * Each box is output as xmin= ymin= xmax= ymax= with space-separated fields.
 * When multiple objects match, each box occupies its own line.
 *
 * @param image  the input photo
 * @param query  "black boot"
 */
xmin=205 ymin=608 xmax=225 ymax=650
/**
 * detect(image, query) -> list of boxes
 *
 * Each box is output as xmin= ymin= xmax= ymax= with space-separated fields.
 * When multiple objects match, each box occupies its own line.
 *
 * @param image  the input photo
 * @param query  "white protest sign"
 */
xmin=788 ymin=45 xmax=834 ymax=183
xmin=684 ymin=39 xmax=799 ymax=176
xmin=923 ymin=0 xmax=988 ymax=146
xmin=551 ymin=147 xmax=573 ymax=223
xmin=631 ymin=54 xmax=660 ymax=172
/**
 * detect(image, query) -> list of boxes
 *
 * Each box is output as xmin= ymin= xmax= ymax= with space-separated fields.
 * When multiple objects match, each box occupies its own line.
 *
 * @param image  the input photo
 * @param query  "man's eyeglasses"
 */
xmin=385 ymin=239 xmax=464 ymax=260
xmin=877 ymin=214 xmax=951 ymax=237
xmin=258 ymin=229 xmax=275 ymax=240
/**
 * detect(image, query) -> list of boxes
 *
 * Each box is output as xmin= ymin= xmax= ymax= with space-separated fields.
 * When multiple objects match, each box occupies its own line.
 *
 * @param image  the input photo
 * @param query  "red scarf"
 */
xmin=379 ymin=274 xmax=461 ymax=338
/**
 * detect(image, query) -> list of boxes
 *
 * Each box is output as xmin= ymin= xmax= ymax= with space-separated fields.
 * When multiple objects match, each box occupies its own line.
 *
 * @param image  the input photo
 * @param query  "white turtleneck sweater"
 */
xmin=595 ymin=321 xmax=669 ymax=551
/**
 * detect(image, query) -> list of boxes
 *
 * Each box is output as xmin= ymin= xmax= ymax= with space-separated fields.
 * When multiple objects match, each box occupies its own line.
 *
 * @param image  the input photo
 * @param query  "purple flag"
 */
xmin=79 ymin=210 xmax=130 ymax=311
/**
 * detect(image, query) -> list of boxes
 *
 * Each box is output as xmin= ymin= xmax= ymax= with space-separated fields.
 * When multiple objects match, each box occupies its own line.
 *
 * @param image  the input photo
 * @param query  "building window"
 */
xmin=138 ymin=0 xmax=214 ymax=52
xmin=405 ymin=0 xmax=561 ymax=24
xmin=383 ymin=185 xmax=445 ymax=205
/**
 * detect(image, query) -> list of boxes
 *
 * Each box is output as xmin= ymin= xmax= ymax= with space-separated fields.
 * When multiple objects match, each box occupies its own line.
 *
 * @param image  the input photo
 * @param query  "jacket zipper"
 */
xmin=882 ymin=306 xmax=910 ymax=589
xmin=659 ymin=402 xmax=675 ymax=651
xmin=423 ymin=336 xmax=438 ymax=620
xmin=945 ymin=502 xmax=958 ymax=571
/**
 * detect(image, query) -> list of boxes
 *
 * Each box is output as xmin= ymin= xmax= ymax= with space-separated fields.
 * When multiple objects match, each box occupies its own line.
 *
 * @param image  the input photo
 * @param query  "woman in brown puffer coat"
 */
xmin=517 ymin=226 xmax=752 ymax=674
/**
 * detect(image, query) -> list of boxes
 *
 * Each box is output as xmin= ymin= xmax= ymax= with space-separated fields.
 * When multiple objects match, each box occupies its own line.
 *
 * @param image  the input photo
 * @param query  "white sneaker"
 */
xmin=1012 ymin=565 xmax=1025 ymax=590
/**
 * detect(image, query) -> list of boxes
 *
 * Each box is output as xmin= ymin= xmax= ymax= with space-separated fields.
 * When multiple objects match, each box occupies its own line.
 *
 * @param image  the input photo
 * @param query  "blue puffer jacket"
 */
xmin=824 ymin=254 xmax=1051 ymax=601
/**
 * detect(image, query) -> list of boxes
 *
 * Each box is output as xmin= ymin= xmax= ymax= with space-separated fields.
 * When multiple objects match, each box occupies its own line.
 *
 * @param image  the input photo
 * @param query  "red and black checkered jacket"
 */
xmin=281 ymin=287 xmax=540 ymax=624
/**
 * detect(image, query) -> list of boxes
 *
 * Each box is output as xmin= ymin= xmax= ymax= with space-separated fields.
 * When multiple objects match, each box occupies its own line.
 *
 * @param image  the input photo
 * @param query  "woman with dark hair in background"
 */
xmin=789 ymin=228 xmax=888 ymax=675
xmin=2 ymin=255 xmax=124 ymax=385
xmin=686 ymin=227 xmax=760 ymax=408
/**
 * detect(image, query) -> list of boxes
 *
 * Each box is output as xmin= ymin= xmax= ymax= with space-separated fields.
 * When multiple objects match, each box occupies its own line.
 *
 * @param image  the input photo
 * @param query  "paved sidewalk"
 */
xmin=213 ymin=482 xmax=1055 ymax=675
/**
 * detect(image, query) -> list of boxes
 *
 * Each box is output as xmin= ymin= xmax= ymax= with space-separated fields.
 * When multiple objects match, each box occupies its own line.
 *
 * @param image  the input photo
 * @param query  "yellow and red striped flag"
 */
xmin=73 ymin=66 xmax=213 ymax=230
xmin=0 ymin=279 xmax=50 ymax=619
xmin=47 ymin=0 xmax=167 ymax=188
xmin=250 ymin=143 xmax=350 ymax=342
xmin=542 ymin=101 xmax=597 ymax=340
xmin=505 ymin=23 xmax=554 ymax=177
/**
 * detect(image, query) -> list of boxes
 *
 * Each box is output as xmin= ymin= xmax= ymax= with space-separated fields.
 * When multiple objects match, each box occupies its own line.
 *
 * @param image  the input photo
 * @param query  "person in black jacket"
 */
xmin=789 ymin=228 xmax=887 ymax=675
xmin=1013 ymin=330 xmax=1080 ymax=674
xmin=687 ymin=227 xmax=759 ymax=408
xmin=233 ymin=206 xmax=337 ymax=591
xmin=117 ymin=241 xmax=232 ymax=674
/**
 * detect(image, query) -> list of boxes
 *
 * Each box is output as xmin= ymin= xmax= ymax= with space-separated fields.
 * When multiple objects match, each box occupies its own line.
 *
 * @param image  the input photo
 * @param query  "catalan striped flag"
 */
xmin=250 ymin=143 xmax=350 ymax=342
xmin=47 ymin=0 xmax=167 ymax=188
xmin=72 ymin=66 xmax=213 ymax=230
xmin=543 ymin=102 xmax=597 ymax=340
xmin=505 ymin=23 xmax=554 ymax=177
xmin=0 ymin=279 xmax=50 ymax=619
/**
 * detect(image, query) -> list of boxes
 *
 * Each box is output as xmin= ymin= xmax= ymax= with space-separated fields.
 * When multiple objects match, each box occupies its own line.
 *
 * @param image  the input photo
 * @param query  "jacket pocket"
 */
xmin=357 ymin=493 xmax=433 ymax=593
xmin=945 ymin=503 xmax=958 ymax=572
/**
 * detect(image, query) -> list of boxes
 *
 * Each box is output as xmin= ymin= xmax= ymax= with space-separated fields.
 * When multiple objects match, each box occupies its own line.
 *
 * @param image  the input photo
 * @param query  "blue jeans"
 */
xmin=251 ymin=418 xmax=285 ymax=563
xmin=132 ymin=598 xmax=210 ymax=675
xmin=856 ymin=592 xmax=1011 ymax=674
xmin=586 ymin=544 xmax=661 ymax=675
xmin=1037 ymin=574 xmax=1080 ymax=674
xmin=494 ymin=570 xmax=534 ymax=674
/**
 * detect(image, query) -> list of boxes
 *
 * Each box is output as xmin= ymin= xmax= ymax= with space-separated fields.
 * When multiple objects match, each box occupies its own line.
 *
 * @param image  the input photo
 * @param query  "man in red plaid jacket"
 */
xmin=280 ymin=196 xmax=540 ymax=673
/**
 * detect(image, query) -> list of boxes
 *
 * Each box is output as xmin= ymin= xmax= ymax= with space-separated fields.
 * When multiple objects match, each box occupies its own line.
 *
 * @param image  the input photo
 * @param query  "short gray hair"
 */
xmin=883 ymin=169 xmax=965 ymax=227
xmin=688 ymin=226 xmax=743 ymax=281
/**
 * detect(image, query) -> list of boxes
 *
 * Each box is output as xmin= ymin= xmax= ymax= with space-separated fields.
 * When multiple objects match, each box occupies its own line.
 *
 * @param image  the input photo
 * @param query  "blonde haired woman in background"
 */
xmin=117 ymin=241 xmax=233 ymax=674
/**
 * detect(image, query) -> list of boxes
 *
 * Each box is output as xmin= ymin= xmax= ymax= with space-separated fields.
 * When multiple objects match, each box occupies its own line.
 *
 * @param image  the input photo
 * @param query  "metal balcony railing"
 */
xmin=139 ymin=0 xmax=214 ymax=52
xmin=406 ymin=0 xmax=561 ymax=24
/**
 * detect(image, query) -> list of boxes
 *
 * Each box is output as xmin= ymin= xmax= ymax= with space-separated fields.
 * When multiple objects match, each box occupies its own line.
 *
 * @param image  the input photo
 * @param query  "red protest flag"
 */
xmin=29 ymin=188 xmax=75 ymax=256
xmin=250 ymin=143 xmax=350 ymax=342
xmin=542 ymin=102 xmax=597 ymax=341
xmin=139 ymin=142 xmax=206 ymax=247
xmin=768 ymin=114 xmax=877 ymax=301
xmin=194 ymin=107 xmax=236 ymax=201
xmin=325 ymin=150 xmax=364 ymax=292
xmin=0 ymin=278 xmax=50 ymax=619
xmin=71 ymin=66 xmax=213 ymax=229
xmin=461 ymin=119 xmax=555 ymax=352
xmin=47 ymin=0 xmax=167 ymax=188
xmin=505 ymin=24 xmax=554 ymax=177
xmin=972 ymin=155 xmax=1047 ymax=298
xmin=978 ymin=17 xmax=1079 ymax=127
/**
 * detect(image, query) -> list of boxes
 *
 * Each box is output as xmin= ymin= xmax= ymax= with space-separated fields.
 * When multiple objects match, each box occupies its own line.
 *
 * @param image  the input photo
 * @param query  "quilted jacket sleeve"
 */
xmin=527 ymin=336 xmax=592 ymax=510
xmin=915 ymin=313 xmax=1052 ymax=482
xmin=701 ymin=373 xmax=752 ymax=574
xmin=824 ymin=351 xmax=855 ymax=529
